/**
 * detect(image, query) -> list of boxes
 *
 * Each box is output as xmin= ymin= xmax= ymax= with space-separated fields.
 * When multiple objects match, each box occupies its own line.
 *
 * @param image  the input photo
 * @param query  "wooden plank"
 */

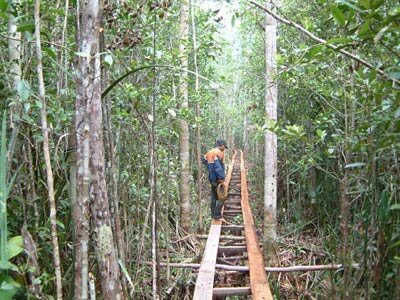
xmin=223 ymin=209 xmax=242 ymax=214
xmin=197 ymin=235 xmax=245 ymax=241
xmin=221 ymin=225 xmax=244 ymax=232
xmin=218 ymin=245 xmax=247 ymax=255
xmin=240 ymin=151 xmax=273 ymax=300
xmin=193 ymin=223 xmax=222 ymax=300
xmin=213 ymin=287 xmax=251 ymax=296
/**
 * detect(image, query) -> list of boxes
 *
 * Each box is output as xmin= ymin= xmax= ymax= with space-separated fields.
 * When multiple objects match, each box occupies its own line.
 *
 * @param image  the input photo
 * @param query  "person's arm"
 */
xmin=214 ymin=159 xmax=225 ymax=183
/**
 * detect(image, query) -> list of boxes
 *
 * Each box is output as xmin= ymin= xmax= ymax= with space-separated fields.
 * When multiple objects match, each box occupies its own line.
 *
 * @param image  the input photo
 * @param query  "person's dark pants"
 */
xmin=211 ymin=184 xmax=224 ymax=219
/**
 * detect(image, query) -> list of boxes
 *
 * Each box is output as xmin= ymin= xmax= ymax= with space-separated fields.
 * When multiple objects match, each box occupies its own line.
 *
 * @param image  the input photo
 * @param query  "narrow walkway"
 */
xmin=193 ymin=150 xmax=273 ymax=299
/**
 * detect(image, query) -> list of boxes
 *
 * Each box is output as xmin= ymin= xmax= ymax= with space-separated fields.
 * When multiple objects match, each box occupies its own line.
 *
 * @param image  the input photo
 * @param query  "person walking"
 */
xmin=203 ymin=139 xmax=228 ymax=221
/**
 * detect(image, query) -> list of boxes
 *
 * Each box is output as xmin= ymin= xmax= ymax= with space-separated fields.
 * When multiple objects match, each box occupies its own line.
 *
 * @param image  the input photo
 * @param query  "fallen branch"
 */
xmin=249 ymin=0 xmax=399 ymax=85
xmin=143 ymin=261 xmax=359 ymax=273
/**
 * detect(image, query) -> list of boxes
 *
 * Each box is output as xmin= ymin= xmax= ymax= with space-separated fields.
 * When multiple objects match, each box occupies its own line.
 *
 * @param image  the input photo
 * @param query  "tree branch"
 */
xmin=143 ymin=261 xmax=359 ymax=273
xmin=249 ymin=0 xmax=399 ymax=85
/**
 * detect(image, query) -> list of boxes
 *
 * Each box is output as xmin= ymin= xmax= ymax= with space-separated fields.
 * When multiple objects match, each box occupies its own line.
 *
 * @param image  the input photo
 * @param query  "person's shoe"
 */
xmin=213 ymin=217 xmax=228 ymax=223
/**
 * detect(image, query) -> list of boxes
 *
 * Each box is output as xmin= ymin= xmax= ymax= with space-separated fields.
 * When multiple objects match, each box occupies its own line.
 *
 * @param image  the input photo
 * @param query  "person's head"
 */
xmin=215 ymin=139 xmax=228 ymax=151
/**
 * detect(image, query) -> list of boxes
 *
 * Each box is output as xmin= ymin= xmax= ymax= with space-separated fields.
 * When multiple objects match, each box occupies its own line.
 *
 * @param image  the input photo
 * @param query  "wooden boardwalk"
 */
xmin=193 ymin=150 xmax=273 ymax=299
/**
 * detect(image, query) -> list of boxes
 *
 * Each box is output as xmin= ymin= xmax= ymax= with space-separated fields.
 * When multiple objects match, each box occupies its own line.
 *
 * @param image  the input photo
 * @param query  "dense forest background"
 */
xmin=0 ymin=0 xmax=399 ymax=299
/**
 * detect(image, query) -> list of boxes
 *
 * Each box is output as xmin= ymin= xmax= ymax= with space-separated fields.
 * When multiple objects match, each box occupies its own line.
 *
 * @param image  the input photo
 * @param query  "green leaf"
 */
xmin=331 ymin=6 xmax=346 ymax=25
xmin=390 ymin=204 xmax=400 ymax=210
xmin=316 ymin=129 xmax=327 ymax=140
xmin=23 ymin=103 xmax=30 ymax=112
xmin=326 ymin=37 xmax=353 ymax=44
xmin=388 ymin=71 xmax=400 ymax=80
xmin=358 ymin=20 xmax=372 ymax=37
xmin=7 ymin=236 xmax=23 ymax=260
xmin=337 ymin=0 xmax=364 ymax=12
xmin=0 ymin=276 xmax=20 ymax=300
xmin=0 ymin=0 xmax=8 ymax=11
xmin=359 ymin=0 xmax=370 ymax=9
xmin=373 ymin=25 xmax=390 ymax=44
xmin=104 ymin=54 xmax=113 ymax=66
xmin=371 ymin=0 xmax=384 ymax=9
xmin=306 ymin=45 xmax=324 ymax=58
xmin=7 ymin=262 xmax=19 ymax=273
xmin=344 ymin=162 xmax=366 ymax=169
xmin=43 ymin=47 xmax=57 ymax=60
xmin=56 ymin=220 xmax=65 ymax=230
xmin=17 ymin=20 xmax=35 ymax=33
xmin=389 ymin=6 xmax=400 ymax=17
xmin=167 ymin=109 xmax=176 ymax=118
xmin=35 ymin=100 xmax=42 ymax=109
xmin=17 ymin=80 xmax=31 ymax=101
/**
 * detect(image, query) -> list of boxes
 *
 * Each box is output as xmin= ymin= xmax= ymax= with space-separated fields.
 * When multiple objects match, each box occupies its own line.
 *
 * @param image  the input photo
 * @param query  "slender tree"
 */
xmin=74 ymin=0 xmax=92 ymax=297
xmin=34 ymin=0 xmax=63 ymax=298
xmin=178 ymin=0 xmax=191 ymax=232
xmin=7 ymin=0 xmax=22 ymax=168
xmin=86 ymin=0 xmax=123 ymax=296
xmin=150 ymin=17 xmax=160 ymax=300
xmin=191 ymin=0 xmax=203 ymax=233
xmin=263 ymin=0 xmax=278 ymax=264
xmin=56 ymin=0 xmax=69 ymax=94
xmin=75 ymin=0 xmax=122 ymax=298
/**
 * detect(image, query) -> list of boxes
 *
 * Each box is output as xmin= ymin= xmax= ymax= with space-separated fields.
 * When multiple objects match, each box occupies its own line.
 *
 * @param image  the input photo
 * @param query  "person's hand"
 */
xmin=217 ymin=179 xmax=224 ymax=184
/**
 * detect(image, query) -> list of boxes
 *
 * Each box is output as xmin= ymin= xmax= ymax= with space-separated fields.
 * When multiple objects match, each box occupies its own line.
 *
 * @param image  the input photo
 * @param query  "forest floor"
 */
xmin=275 ymin=227 xmax=332 ymax=299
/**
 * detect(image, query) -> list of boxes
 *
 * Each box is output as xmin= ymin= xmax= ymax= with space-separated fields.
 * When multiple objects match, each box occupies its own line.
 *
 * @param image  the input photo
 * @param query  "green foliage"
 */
xmin=0 ymin=0 xmax=398 ymax=297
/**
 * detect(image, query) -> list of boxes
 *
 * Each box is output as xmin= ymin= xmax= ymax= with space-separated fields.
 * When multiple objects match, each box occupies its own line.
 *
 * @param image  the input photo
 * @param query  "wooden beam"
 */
xmin=240 ymin=151 xmax=273 ymax=300
xmin=193 ymin=221 xmax=221 ymax=300
xmin=197 ymin=235 xmax=245 ymax=241
xmin=213 ymin=287 xmax=251 ymax=296
xmin=223 ymin=210 xmax=242 ymax=214
xmin=221 ymin=225 xmax=244 ymax=232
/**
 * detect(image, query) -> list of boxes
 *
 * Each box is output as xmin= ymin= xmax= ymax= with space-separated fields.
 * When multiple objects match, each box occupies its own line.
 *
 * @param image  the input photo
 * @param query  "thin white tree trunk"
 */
xmin=150 ymin=25 xmax=159 ymax=299
xmin=8 ymin=0 xmax=21 ymax=94
xmin=178 ymin=0 xmax=191 ymax=232
xmin=7 ymin=0 xmax=22 ymax=169
xmin=57 ymin=0 xmax=69 ymax=94
xmin=34 ymin=0 xmax=63 ymax=298
xmin=263 ymin=0 xmax=278 ymax=264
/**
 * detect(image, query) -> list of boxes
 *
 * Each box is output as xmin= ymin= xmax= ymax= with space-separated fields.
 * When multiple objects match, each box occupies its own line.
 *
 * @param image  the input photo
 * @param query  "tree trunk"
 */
xmin=150 ymin=23 xmax=160 ymax=298
xmin=191 ymin=0 xmax=203 ymax=233
xmin=104 ymin=96 xmax=128 ymax=298
xmin=87 ymin=10 xmax=123 ymax=300
xmin=340 ymin=71 xmax=355 ymax=300
xmin=263 ymin=0 xmax=278 ymax=265
xmin=56 ymin=0 xmax=69 ymax=94
xmin=7 ymin=0 xmax=22 ymax=169
xmin=178 ymin=0 xmax=191 ymax=232
xmin=74 ymin=1 xmax=93 ymax=298
xmin=34 ymin=0 xmax=63 ymax=298
xmin=75 ymin=0 xmax=122 ymax=298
